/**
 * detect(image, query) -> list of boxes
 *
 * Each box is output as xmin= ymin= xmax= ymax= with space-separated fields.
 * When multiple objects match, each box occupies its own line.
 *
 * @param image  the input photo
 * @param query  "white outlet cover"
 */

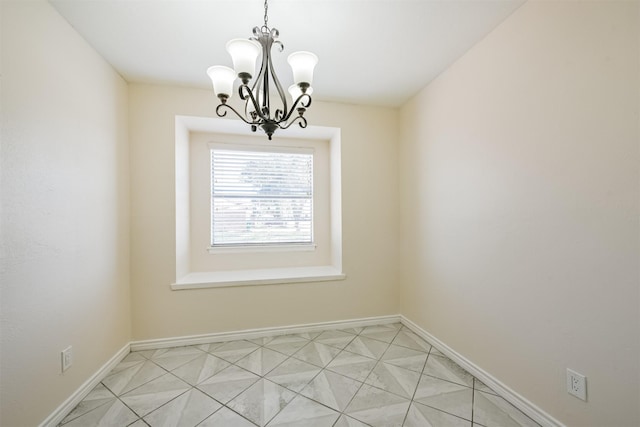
xmin=566 ymin=368 xmax=587 ymax=401
xmin=61 ymin=346 xmax=73 ymax=372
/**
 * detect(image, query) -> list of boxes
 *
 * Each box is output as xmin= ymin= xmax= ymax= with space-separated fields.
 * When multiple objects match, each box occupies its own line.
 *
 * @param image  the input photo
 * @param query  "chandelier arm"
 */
xmin=216 ymin=103 xmax=259 ymax=126
xmin=278 ymin=115 xmax=308 ymax=130
xmin=238 ymin=84 xmax=272 ymax=124
xmin=250 ymin=28 xmax=268 ymax=115
xmin=267 ymin=45 xmax=289 ymax=119
xmin=262 ymin=60 xmax=270 ymax=117
xmin=251 ymin=65 xmax=266 ymax=115
xmin=281 ymin=94 xmax=312 ymax=122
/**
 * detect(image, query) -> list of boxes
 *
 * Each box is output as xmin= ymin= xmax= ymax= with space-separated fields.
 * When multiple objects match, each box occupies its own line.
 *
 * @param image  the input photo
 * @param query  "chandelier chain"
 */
xmin=263 ymin=0 xmax=269 ymax=29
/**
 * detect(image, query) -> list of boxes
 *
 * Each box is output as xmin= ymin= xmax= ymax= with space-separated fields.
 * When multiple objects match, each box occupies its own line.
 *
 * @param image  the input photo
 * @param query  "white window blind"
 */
xmin=211 ymin=147 xmax=313 ymax=246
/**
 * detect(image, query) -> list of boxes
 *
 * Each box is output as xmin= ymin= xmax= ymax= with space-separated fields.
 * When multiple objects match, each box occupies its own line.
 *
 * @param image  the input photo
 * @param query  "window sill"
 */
xmin=171 ymin=266 xmax=346 ymax=290
xmin=207 ymin=243 xmax=316 ymax=254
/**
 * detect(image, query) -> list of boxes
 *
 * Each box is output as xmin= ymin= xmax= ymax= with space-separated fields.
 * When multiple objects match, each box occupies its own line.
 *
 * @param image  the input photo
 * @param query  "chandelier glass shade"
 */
xmin=207 ymin=2 xmax=318 ymax=140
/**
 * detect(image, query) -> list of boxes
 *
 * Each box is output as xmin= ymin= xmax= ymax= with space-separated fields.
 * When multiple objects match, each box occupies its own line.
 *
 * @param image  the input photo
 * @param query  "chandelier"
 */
xmin=207 ymin=0 xmax=318 ymax=140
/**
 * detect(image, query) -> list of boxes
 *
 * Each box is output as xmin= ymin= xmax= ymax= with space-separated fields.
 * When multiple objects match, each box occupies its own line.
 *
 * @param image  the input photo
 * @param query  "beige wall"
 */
xmin=129 ymin=84 xmax=399 ymax=340
xmin=4 ymin=1 xmax=638 ymax=425
xmin=0 ymin=1 xmax=131 ymax=426
xmin=398 ymin=1 xmax=639 ymax=426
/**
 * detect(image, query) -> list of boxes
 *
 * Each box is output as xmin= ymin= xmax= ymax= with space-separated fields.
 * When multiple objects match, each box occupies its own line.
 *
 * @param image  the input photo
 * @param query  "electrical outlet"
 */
xmin=566 ymin=368 xmax=587 ymax=401
xmin=61 ymin=346 xmax=73 ymax=372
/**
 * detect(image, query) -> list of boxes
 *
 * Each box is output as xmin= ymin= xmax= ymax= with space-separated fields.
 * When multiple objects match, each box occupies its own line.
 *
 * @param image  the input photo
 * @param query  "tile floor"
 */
xmin=59 ymin=323 xmax=541 ymax=427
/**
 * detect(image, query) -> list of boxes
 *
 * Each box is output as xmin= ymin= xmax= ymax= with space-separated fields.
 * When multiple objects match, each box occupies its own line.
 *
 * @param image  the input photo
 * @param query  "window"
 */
xmin=210 ymin=145 xmax=314 ymax=247
xmin=173 ymin=116 xmax=344 ymax=289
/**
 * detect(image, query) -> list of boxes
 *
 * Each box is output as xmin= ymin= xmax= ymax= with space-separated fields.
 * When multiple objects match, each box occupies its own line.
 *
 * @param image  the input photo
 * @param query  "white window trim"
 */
xmin=207 ymin=243 xmax=317 ymax=254
xmin=209 ymin=142 xmax=315 ymax=249
xmin=174 ymin=116 xmax=344 ymax=289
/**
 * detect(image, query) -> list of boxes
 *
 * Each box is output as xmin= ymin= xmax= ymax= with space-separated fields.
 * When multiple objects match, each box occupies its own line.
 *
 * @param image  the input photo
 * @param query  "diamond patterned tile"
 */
xmin=171 ymin=353 xmax=231 ymax=386
xmin=362 ymin=324 xmax=400 ymax=333
xmin=264 ymin=334 xmax=310 ymax=356
xmin=359 ymin=325 xmax=400 ymax=343
xmin=148 ymin=346 xmax=204 ymax=371
xmin=473 ymin=390 xmax=540 ymax=427
xmin=423 ymin=355 xmax=474 ymax=387
xmin=235 ymin=347 xmax=288 ymax=376
xmin=197 ymin=365 xmax=260 ymax=404
xmin=413 ymin=374 xmax=473 ymax=421
xmin=392 ymin=330 xmax=431 ymax=352
xmin=266 ymin=395 xmax=340 ymax=427
xmin=117 ymin=351 xmax=147 ymax=367
xmin=403 ymin=401 xmax=471 ymax=427
xmin=120 ymin=373 xmax=191 ymax=417
xmin=143 ymin=388 xmax=221 ymax=427
xmin=291 ymin=341 xmax=342 ymax=368
xmin=199 ymin=407 xmax=257 ymax=426
xmin=211 ymin=340 xmax=260 ymax=363
xmin=314 ymin=330 xmax=357 ymax=349
xmin=299 ymin=369 xmax=363 ymax=412
xmin=59 ymin=398 xmax=138 ymax=427
xmin=132 ymin=349 xmax=156 ymax=359
xmin=228 ymin=378 xmax=296 ymax=426
xmin=334 ymin=414 xmax=372 ymax=427
xmin=102 ymin=360 xmax=166 ymax=396
xmin=364 ymin=362 xmax=421 ymax=399
xmin=343 ymin=336 xmax=390 ymax=360
xmin=265 ymin=357 xmax=322 ymax=392
xmin=345 ymin=383 xmax=411 ymax=427
xmin=59 ymin=383 xmax=115 ymax=424
xmin=295 ymin=331 xmax=322 ymax=340
xmin=429 ymin=347 xmax=445 ymax=357
xmin=474 ymin=378 xmax=498 ymax=396
xmin=61 ymin=323 xmax=542 ymax=427
xmin=380 ymin=344 xmax=428 ymax=373
xmin=268 ymin=334 xmax=310 ymax=344
xmin=338 ymin=327 xmax=364 ymax=335
xmin=197 ymin=342 xmax=226 ymax=353
xmin=326 ymin=350 xmax=377 ymax=382
xmin=249 ymin=336 xmax=276 ymax=346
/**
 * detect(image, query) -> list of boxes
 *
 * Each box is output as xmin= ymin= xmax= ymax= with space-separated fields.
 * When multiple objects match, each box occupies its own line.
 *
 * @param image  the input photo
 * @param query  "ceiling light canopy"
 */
xmin=207 ymin=0 xmax=318 ymax=140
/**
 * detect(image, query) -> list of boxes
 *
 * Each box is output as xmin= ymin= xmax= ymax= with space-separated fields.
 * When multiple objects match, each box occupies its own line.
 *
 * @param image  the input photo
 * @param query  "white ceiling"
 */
xmin=49 ymin=0 xmax=525 ymax=107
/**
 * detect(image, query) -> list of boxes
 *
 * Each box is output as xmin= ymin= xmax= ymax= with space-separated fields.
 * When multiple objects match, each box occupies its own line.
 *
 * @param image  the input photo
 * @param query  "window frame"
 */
xmin=208 ymin=142 xmax=317 ymax=252
xmin=173 ymin=116 xmax=344 ymax=290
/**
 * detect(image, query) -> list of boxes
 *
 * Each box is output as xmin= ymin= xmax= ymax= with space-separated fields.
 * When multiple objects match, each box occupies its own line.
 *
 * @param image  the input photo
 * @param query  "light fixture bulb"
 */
xmin=207 ymin=65 xmax=236 ymax=99
xmin=287 ymin=51 xmax=318 ymax=86
xmin=226 ymin=39 xmax=260 ymax=79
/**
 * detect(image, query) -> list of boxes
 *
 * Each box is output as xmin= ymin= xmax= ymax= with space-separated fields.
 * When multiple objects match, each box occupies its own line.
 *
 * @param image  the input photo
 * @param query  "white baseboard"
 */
xmin=400 ymin=315 xmax=565 ymax=427
xmin=39 ymin=342 xmax=130 ymax=427
xmin=130 ymin=314 xmax=401 ymax=351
